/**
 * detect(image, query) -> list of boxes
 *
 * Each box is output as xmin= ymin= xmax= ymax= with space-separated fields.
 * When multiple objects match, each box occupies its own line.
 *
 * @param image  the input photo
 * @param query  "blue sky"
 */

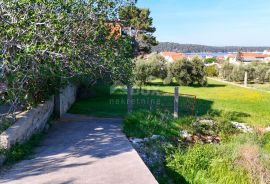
xmin=137 ymin=0 xmax=270 ymax=46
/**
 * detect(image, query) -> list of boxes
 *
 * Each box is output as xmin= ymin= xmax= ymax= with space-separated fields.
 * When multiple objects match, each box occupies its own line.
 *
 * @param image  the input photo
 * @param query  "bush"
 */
xmin=170 ymin=58 xmax=207 ymax=86
xmin=219 ymin=61 xmax=234 ymax=80
xmin=134 ymin=59 xmax=152 ymax=87
xmin=204 ymin=57 xmax=217 ymax=64
xmin=205 ymin=65 xmax=218 ymax=77
xmin=254 ymin=64 xmax=270 ymax=83
xmin=134 ymin=54 xmax=167 ymax=87
xmin=230 ymin=64 xmax=246 ymax=82
xmin=148 ymin=54 xmax=167 ymax=80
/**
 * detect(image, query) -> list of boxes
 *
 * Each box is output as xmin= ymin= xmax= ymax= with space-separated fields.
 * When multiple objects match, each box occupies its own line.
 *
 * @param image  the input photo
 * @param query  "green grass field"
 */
xmin=69 ymin=79 xmax=270 ymax=127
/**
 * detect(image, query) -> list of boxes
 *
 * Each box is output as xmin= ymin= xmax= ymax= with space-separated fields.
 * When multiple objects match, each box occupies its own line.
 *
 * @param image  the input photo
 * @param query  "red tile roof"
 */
xmin=161 ymin=52 xmax=186 ymax=61
xmin=239 ymin=53 xmax=264 ymax=58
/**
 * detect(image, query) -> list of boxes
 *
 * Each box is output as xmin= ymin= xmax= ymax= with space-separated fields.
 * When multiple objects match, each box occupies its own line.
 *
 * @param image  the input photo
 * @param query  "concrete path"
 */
xmin=0 ymin=114 xmax=158 ymax=184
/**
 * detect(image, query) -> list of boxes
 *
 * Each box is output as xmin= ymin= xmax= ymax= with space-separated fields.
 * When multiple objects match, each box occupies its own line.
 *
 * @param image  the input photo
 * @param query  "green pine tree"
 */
xmin=119 ymin=5 xmax=158 ymax=55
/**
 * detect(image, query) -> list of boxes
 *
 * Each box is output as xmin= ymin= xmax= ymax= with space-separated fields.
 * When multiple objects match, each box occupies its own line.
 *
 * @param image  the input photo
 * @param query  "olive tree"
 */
xmin=254 ymin=64 xmax=270 ymax=83
xmin=134 ymin=54 xmax=166 ymax=87
xmin=219 ymin=61 xmax=234 ymax=80
xmin=170 ymin=58 xmax=207 ymax=86
xmin=147 ymin=54 xmax=167 ymax=80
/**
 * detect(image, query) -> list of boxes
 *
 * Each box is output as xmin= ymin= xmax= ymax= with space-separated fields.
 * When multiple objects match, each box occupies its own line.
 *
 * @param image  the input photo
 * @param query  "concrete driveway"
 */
xmin=0 ymin=114 xmax=158 ymax=184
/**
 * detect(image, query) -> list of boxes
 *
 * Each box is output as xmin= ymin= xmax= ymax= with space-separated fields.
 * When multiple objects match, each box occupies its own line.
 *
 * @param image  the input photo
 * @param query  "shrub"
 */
xmin=148 ymin=54 xmax=167 ymax=80
xmin=205 ymin=65 xmax=218 ymax=77
xmin=254 ymin=64 xmax=270 ymax=83
xmin=170 ymin=58 xmax=207 ymax=86
xmin=230 ymin=64 xmax=246 ymax=82
xmin=219 ymin=61 xmax=234 ymax=80
xmin=134 ymin=54 xmax=167 ymax=87
xmin=134 ymin=59 xmax=152 ymax=87
xmin=204 ymin=57 xmax=217 ymax=64
xmin=191 ymin=57 xmax=208 ymax=86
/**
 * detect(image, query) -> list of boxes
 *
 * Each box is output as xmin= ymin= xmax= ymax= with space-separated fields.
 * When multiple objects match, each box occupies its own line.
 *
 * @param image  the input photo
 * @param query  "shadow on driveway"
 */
xmin=0 ymin=114 xmax=157 ymax=184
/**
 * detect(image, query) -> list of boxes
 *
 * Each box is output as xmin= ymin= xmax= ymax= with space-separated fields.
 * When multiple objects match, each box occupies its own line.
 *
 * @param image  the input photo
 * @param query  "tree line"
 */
xmin=153 ymin=42 xmax=269 ymax=53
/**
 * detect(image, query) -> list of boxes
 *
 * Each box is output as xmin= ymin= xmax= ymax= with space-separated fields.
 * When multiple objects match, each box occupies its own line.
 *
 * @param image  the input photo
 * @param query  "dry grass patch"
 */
xmin=236 ymin=143 xmax=270 ymax=184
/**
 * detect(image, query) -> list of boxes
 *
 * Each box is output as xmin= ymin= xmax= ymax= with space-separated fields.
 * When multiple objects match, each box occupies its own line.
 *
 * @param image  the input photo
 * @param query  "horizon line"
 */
xmin=156 ymin=41 xmax=270 ymax=48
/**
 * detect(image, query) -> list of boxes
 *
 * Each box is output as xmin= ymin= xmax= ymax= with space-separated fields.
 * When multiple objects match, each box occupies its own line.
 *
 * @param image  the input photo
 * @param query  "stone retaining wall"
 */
xmin=55 ymin=84 xmax=77 ymax=117
xmin=0 ymin=97 xmax=54 ymax=149
xmin=0 ymin=83 xmax=78 ymax=151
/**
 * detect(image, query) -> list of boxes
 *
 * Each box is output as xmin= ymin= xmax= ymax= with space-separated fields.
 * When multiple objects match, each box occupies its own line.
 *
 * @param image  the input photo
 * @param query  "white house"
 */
xmin=227 ymin=52 xmax=270 ymax=64
xmin=263 ymin=50 xmax=270 ymax=55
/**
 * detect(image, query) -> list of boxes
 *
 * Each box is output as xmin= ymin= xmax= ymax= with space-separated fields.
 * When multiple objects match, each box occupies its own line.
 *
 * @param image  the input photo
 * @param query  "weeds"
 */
xmin=0 ymin=133 xmax=45 ymax=165
xmin=123 ymin=110 xmax=270 ymax=184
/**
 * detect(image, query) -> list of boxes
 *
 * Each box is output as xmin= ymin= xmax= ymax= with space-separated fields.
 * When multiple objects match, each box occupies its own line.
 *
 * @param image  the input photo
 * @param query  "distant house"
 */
xmin=216 ymin=56 xmax=225 ymax=63
xmin=263 ymin=50 xmax=270 ymax=55
xmin=160 ymin=52 xmax=186 ymax=62
xmin=227 ymin=52 xmax=270 ymax=64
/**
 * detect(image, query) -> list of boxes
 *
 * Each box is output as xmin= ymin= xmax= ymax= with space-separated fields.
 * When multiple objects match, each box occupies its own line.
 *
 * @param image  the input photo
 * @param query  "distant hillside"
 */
xmin=152 ymin=42 xmax=269 ymax=53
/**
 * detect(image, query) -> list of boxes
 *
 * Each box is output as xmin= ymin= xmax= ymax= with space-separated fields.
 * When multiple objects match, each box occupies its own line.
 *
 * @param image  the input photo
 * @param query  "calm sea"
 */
xmin=184 ymin=53 xmax=229 ymax=57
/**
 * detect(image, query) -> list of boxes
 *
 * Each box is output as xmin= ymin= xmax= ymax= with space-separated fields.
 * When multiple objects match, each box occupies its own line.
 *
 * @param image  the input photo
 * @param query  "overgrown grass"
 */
xmin=0 ymin=133 xmax=45 ymax=165
xmin=248 ymin=83 xmax=270 ymax=92
xmin=0 ymin=114 xmax=56 ymax=165
xmin=123 ymin=110 xmax=270 ymax=184
xmin=123 ymin=110 xmax=180 ymax=138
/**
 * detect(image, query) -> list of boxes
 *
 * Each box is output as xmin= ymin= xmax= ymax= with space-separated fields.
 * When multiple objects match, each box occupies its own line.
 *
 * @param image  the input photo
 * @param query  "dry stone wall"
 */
xmin=0 ymin=84 xmax=78 ymax=151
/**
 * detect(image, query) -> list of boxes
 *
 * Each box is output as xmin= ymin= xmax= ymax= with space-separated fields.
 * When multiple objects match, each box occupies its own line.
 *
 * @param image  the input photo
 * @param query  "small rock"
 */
xmin=231 ymin=121 xmax=253 ymax=133
xmin=180 ymin=130 xmax=192 ymax=138
xmin=143 ymin=138 xmax=149 ymax=142
xmin=198 ymin=119 xmax=215 ymax=125
xmin=192 ymin=135 xmax=200 ymax=143
xmin=265 ymin=127 xmax=270 ymax=132
xmin=150 ymin=135 xmax=160 ymax=140
xmin=130 ymin=138 xmax=144 ymax=144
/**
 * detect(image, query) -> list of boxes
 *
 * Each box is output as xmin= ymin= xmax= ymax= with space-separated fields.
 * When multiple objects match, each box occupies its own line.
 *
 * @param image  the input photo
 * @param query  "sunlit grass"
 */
xmin=145 ymin=79 xmax=270 ymax=126
xmin=70 ymin=79 xmax=270 ymax=127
